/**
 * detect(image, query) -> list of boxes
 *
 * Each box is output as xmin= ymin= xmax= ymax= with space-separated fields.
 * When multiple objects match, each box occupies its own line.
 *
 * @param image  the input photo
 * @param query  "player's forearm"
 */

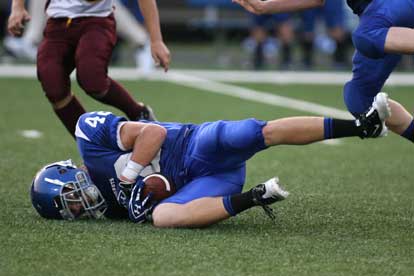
xmin=261 ymin=0 xmax=324 ymax=14
xmin=137 ymin=0 xmax=163 ymax=43
xmin=120 ymin=124 xmax=166 ymax=181
xmin=130 ymin=124 xmax=166 ymax=168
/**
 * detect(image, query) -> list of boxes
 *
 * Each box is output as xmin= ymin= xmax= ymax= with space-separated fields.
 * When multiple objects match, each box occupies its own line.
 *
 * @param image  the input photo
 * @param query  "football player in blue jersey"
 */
xmin=234 ymin=0 xmax=414 ymax=144
xmin=31 ymin=94 xmax=390 ymax=228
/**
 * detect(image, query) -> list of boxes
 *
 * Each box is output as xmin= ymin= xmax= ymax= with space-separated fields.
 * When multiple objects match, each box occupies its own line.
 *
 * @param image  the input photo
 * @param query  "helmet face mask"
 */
xmin=31 ymin=160 xmax=107 ymax=220
xmin=59 ymin=171 xmax=107 ymax=220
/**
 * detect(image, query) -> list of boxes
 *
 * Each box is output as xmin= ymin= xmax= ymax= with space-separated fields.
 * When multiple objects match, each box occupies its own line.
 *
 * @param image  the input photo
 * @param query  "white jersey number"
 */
xmin=84 ymin=111 xmax=112 ymax=128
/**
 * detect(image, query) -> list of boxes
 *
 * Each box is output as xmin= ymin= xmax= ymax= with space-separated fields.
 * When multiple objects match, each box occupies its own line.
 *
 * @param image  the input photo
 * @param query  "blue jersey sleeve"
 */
xmin=75 ymin=111 xmax=128 ymax=150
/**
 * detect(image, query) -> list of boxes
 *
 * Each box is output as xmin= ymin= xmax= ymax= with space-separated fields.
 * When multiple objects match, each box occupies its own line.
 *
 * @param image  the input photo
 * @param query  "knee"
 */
xmin=343 ymin=81 xmax=373 ymax=116
xmin=222 ymin=119 xmax=265 ymax=150
xmin=352 ymin=27 xmax=387 ymax=59
xmin=37 ymin=64 xmax=71 ymax=105
xmin=152 ymin=215 xmax=176 ymax=228
xmin=262 ymin=120 xmax=291 ymax=145
xmin=76 ymin=63 xmax=110 ymax=95
xmin=343 ymin=81 xmax=355 ymax=108
xmin=152 ymin=204 xmax=187 ymax=228
xmin=343 ymin=81 xmax=363 ymax=116
xmin=262 ymin=124 xmax=276 ymax=145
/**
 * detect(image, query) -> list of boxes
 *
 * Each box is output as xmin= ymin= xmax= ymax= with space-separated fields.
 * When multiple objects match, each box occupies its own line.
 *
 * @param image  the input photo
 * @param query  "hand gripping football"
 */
xmin=141 ymin=174 xmax=175 ymax=201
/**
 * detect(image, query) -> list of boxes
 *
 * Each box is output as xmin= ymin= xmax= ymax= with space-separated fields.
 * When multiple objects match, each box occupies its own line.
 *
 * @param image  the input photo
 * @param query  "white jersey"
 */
xmin=46 ymin=0 xmax=114 ymax=18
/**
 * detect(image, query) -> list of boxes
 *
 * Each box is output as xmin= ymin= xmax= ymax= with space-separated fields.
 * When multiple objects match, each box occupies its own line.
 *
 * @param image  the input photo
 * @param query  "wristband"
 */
xmin=121 ymin=160 xmax=144 ymax=181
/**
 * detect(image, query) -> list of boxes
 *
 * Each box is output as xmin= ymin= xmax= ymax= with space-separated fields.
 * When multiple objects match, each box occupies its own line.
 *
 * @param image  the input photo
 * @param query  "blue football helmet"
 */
xmin=31 ymin=160 xmax=107 ymax=220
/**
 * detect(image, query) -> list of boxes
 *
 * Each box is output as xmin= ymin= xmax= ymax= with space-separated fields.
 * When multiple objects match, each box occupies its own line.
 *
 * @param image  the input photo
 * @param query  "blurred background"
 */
xmin=1 ymin=0 xmax=413 ymax=71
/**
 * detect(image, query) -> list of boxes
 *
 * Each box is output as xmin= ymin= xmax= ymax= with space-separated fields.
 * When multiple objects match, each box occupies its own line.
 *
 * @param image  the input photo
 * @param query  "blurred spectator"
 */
xmin=4 ymin=0 xmax=47 ymax=61
xmin=245 ymin=0 xmax=351 ymax=70
xmin=120 ymin=0 xmax=145 ymax=22
xmin=117 ymin=0 xmax=153 ymax=71
xmin=249 ymin=14 xmax=294 ymax=70
xmin=299 ymin=0 xmax=350 ymax=69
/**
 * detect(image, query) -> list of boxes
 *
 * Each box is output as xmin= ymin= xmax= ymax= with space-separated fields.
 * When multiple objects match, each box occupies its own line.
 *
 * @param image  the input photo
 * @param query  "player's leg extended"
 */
xmin=37 ymin=19 xmax=85 ymax=137
xmin=190 ymin=111 xmax=388 ymax=175
xmin=344 ymin=51 xmax=414 ymax=142
xmin=264 ymin=117 xmax=363 ymax=146
xmin=263 ymin=117 xmax=325 ymax=146
xmin=262 ymin=102 xmax=390 ymax=147
xmin=75 ymin=16 xmax=151 ymax=121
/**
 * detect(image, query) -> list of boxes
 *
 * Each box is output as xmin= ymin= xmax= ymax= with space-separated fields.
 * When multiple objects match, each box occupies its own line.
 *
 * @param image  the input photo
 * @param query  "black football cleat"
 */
xmin=138 ymin=105 xmax=157 ymax=121
xmin=357 ymin=92 xmax=391 ymax=139
xmin=252 ymin=177 xmax=289 ymax=220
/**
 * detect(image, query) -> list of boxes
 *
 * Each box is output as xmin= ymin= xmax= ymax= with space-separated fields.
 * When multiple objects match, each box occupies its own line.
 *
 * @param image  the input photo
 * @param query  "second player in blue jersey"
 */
xmin=234 ymin=0 xmax=414 ymax=144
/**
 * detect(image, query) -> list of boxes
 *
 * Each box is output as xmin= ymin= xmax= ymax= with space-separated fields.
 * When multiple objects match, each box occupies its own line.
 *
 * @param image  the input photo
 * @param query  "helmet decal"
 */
xmin=44 ymin=178 xmax=66 ymax=186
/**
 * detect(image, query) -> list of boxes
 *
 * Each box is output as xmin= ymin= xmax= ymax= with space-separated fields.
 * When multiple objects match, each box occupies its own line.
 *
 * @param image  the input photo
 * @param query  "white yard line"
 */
xmin=0 ymin=65 xmax=37 ymax=78
xmin=164 ymin=72 xmax=348 ymax=144
xmin=173 ymin=69 xmax=414 ymax=87
xmin=1 ymin=65 xmax=414 ymax=85
xmin=165 ymin=71 xmax=353 ymax=119
xmin=0 ymin=65 xmax=354 ymax=118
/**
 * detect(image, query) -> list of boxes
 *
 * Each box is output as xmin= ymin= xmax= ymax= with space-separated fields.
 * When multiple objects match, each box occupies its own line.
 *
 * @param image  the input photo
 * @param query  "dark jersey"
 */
xmin=347 ymin=0 xmax=372 ymax=15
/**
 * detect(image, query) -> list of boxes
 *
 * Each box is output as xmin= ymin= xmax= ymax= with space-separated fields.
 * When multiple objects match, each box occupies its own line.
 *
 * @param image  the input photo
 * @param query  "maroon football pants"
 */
xmin=37 ymin=15 xmax=144 ymax=137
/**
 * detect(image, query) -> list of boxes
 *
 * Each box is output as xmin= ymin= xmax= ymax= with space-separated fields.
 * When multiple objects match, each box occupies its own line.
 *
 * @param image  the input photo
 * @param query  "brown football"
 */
xmin=141 ymin=174 xmax=175 ymax=201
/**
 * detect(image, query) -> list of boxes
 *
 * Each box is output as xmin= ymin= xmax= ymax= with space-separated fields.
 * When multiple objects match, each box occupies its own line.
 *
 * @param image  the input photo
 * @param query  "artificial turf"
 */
xmin=0 ymin=77 xmax=413 ymax=276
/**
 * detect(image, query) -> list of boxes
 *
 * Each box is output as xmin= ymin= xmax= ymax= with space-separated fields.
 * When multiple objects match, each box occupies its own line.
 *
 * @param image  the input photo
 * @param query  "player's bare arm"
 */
xmin=119 ymin=122 xmax=167 ymax=182
xmin=385 ymin=27 xmax=414 ymax=55
xmin=137 ymin=0 xmax=171 ymax=72
xmin=8 ymin=0 xmax=31 ymax=37
xmin=232 ymin=0 xmax=324 ymax=15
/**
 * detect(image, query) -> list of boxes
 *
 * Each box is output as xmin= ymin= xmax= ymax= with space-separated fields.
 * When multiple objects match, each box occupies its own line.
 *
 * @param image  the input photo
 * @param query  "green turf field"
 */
xmin=0 ymin=77 xmax=413 ymax=276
